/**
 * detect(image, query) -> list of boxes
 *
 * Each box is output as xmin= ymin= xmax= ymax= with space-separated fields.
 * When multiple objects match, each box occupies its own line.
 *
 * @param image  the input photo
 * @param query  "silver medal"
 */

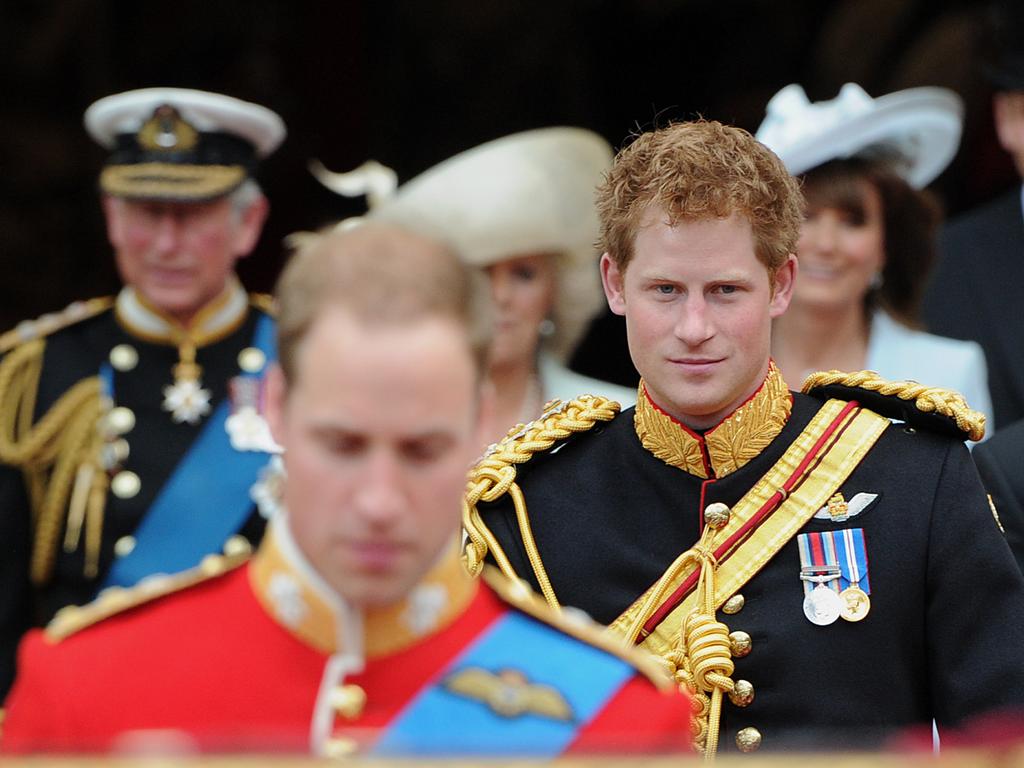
xmin=803 ymin=584 xmax=842 ymax=625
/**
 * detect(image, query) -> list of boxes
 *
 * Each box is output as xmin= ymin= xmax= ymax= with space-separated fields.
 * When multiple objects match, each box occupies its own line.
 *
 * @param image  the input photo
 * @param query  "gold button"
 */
xmin=729 ymin=630 xmax=752 ymax=657
xmin=111 ymin=470 xmax=141 ymax=499
xmin=736 ymin=726 xmax=762 ymax=752
xmin=113 ymin=535 xmax=136 ymax=557
xmin=722 ymin=594 xmax=745 ymax=614
xmin=237 ymin=347 xmax=267 ymax=373
xmin=106 ymin=406 xmax=136 ymax=435
xmin=223 ymin=535 xmax=252 ymax=557
xmin=330 ymin=684 xmax=367 ymax=720
xmin=704 ymin=502 xmax=731 ymax=529
xmin=729 ymin=679 xmax=755 ymax=707
xmin=323 ymin=735 xmax=359 ymax=758
xmin=109 ymin=344 xmax=139 ymax=372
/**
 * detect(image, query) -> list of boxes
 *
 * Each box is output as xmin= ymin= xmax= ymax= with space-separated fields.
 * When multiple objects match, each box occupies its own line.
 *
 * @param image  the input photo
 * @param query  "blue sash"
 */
xmin=101 ymin=313 xmax=276 ymax=589
xmin=371 ymin=610 xmax=633 ymax=757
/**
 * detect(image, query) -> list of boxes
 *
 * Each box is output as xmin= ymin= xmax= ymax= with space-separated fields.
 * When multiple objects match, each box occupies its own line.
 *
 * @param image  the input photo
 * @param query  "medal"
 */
xmin=839 ymin=586 xmax=870 ymax=621
xmin=225 ymin=376 xmax=281 ymax=453
xmin=804 ymin=583 xmax=842 ymax=625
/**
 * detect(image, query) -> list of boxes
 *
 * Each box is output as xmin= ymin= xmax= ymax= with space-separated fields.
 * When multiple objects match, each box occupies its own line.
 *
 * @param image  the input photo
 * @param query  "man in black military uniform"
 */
xmin=973 ymin=420 xmax=1024 ymax=574
xmin=463 ymin=120 xmax=1024 ymax=755
xmin=923 ymin=1 xmax=1024 ymax=429
xmin=0 ymin=88 xmax=286 ymax=699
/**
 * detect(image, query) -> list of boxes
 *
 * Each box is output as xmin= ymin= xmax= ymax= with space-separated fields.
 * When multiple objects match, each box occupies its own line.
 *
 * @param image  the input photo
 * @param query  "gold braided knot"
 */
xmin=801 ymin=369 xmax=986 ymax=441
xmin=461 ymin=395 xmax=621 ymax=607
xmin=684 ymin=613 xmax=736 ymax=694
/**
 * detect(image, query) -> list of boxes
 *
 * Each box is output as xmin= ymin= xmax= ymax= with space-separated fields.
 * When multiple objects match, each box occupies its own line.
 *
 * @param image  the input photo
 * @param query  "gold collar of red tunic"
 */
xmin=250 ymin=515 xmax=477 ymax=658
xmin=634 ymin=361 xmax=792 ymax=479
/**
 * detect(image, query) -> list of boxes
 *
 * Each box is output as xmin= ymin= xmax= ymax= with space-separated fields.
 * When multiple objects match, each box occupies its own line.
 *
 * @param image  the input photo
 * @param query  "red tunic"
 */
xmin=2 ymin=553 xmax=691 ymax=756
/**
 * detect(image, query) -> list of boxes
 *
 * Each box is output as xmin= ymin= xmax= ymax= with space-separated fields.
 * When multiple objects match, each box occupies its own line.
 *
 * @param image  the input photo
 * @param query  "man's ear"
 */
xmin=600 ymin=253 xmax=627 ymax=316
xmin=232 ymin=194 xmax=270 ymax=260
xmin=769 ymin=254 xmax=798 ymax=319
xmin=101 ymin=195 xmax=125 ymax=249
xmin=264 ymin=362 xmax=287 ymax=446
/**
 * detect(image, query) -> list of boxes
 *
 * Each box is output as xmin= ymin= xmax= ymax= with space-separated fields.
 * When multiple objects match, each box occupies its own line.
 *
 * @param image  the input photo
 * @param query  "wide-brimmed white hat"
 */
xmin=313 ymin=127 xmax=613 ymax=361
xmin=85 ymin=87 xmax=286 ymax=201
xmin=755 ymin=83 xmax=963 ymax=189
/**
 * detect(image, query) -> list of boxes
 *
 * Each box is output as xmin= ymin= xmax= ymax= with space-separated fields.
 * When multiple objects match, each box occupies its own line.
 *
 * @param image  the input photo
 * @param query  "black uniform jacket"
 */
xmin=924 ymin=188 xmax=1024 ymax=429
xmin=973 ymin=417 xmax=1024 ymax=574
xmin=478 ymin=390 xmax=1024 ymax=752
xmin=0 ymin=299 xmax=272 ymax=699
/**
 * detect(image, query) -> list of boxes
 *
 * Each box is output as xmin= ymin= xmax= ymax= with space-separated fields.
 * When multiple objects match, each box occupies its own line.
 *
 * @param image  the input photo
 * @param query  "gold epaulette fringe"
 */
xmin=45 ymin=549 xmax=251 ymax=642
xmin=801 ymin=369 xmax=986 ymax=442
xmin=461 ymin=395 xmax=620 ymax=610
xmin=480 ymin=567 xmax=673 ymax=691
xmin=248 ymin=293 xmax=277 ymax=316
xmin=0 ymin=297 xmax=114 ymax=355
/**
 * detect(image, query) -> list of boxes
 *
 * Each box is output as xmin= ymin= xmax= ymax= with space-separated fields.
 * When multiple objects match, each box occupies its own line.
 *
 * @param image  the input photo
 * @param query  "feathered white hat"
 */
xmin=755 ymin=83 xmax=962 ymax=189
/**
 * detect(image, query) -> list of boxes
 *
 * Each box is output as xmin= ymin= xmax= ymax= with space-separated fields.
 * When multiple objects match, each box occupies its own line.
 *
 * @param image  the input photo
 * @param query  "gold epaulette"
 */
xmin=801 ymin=369 xmax=986 ymax=442
xmin=249 ymin=292 xmax=277 ymax=316
xmin=0 ymin=297 xmax=114 ymax=355
xmin=462 ymin=395 xmax=620 ymax=608
xmin=481 ymin=567 xmax=673 ymax=691
xmin=45 ymin=548 xmax=251 ymax=642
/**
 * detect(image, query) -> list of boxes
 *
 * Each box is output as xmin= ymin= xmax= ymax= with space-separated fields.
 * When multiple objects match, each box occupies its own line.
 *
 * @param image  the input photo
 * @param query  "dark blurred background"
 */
xmin=2 ymin=0 xmax=1017 ymax=385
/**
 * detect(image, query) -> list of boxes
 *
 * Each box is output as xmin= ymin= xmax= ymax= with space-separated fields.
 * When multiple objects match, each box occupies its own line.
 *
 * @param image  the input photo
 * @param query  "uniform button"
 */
xmin=223 ymin=535 xmax=252 ymax=557
xmin=106 ymin=407 xmax=136 ymax=435
xmin=704 ymin=502 xmax=731 ymax=529
xmin=722 ymin=594 xmax=745 ymax=615
xmin=111 ymin=470 xmax=141 ymax=499
xmin=323 ymin=735 xmax=359 ymax=758
xmin=736 ymin=726 xmax=762 ymax=752
xmin=113 ymin=535 xmax=136 ymax=557
xmin=237 ymin=347 xmax=267 ymax=373
xmin=729 ymin=679 xmax=755 ymax=707
xmin=330 ymin=684 xmax=367 ymax=720
xmin=729 ymin=630 xmax=752 ymax=657
xmin=109 ymin=344 xmax=139 ymax=372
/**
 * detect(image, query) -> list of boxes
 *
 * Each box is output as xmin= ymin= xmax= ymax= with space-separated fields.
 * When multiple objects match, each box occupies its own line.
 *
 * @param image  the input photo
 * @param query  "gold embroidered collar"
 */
xmin=634 ymin=361 xmax=792 ymax=479
xmin=250 ymin=514 xmax=477 ymax=658
xmin=114 ymin=277 xmax=248 ymax=348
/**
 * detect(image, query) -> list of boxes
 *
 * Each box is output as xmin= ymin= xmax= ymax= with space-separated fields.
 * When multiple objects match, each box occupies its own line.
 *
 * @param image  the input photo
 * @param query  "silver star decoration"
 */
xmin=162 ymin=379 xmax=213 ymax=424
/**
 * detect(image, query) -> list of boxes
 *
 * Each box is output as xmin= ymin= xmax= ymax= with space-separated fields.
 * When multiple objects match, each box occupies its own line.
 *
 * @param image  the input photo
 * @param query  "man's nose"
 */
xmin=352 ymin=451 xmax=404 ymax=525
xmin=151 ymin=211 xmax=184 ymax=254
xmin=674 ymin=296 xmax=714 ymax=347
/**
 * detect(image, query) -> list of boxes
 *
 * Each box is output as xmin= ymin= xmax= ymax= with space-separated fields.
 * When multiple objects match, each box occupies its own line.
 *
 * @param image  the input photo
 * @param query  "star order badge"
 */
xmin=162 ymin=378 xmax=212 ymax=424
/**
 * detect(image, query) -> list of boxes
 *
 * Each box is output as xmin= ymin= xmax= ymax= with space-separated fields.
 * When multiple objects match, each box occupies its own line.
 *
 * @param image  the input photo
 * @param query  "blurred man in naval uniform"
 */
xmin=0 ymin=87 xmax=285 ymax=699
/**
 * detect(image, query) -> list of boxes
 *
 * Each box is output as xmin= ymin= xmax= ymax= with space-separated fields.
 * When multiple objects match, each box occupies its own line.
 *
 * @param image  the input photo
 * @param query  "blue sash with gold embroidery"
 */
xmin=100 ymin=313 xmax=276 ymax=589
xmin=371 ymin=610 xmax=633 ymax=757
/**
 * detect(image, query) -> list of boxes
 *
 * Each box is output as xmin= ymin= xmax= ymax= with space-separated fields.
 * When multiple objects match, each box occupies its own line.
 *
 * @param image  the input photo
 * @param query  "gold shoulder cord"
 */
xmin=0 ymin=340 xmax=107 ymax=584
xmin=462 ymin=395 xmax=621 ymax=611
xmin=801 ymin=369 xmax=986 ymax=441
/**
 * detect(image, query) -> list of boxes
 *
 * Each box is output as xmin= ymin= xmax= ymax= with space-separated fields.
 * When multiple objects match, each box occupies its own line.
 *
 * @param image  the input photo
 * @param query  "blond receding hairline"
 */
xmin=274 ymin=221 xmax=493 ymax=384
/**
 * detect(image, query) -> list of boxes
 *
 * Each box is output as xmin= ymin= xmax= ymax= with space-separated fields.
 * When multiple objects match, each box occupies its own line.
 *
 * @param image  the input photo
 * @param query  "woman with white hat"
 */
xmin=757 ymin=83 xmax=994 ymax=432
xmin=314 ymin=128 xmax=635 ymax=444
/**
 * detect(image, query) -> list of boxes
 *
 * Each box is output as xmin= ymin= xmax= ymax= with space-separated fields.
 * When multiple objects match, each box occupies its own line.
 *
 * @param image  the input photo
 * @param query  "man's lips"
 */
xmin=668 ymin=357 xmax=724 ymax=372
xmin=342 ymin=540 xmax=409 ymax=572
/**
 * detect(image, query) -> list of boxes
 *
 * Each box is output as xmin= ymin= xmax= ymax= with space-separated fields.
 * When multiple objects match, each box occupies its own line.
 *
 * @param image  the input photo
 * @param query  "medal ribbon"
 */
xmin=797 ymin=532 xmax=841 ymax=596
xmin=833 ymin=527 xmax=870 ymax=593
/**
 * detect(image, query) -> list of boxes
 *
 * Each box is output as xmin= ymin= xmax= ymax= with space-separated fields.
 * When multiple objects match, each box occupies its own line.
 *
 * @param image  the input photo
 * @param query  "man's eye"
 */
xmin=402 ymin=440 xmax=449 ymax=463
xmin=716 ymin=285 xmax=738 ymax=295
xmin=655 ymin=284 xmax=676 ymax=295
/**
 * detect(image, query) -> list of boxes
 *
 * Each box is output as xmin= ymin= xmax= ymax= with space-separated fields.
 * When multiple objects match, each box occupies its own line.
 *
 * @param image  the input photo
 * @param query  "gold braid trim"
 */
xmin=0 ymin=339 xmax=107 ymax=585
xmin=249 ymin=292 xmax=277 ymax=316
xmin=0 ymin=297 xmax=114 ymax=355
xmin=461 ymin=395 xmax=620 ymax=610
xmin=801 ymin=369 xmax=986 ymax=441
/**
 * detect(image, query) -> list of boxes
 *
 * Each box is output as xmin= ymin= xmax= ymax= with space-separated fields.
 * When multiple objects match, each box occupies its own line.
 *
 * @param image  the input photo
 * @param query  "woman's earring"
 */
xmin=538 ymin=318 xmax=556 ymax=337
xmin=869 ymin=271 xmax=884 ymax=291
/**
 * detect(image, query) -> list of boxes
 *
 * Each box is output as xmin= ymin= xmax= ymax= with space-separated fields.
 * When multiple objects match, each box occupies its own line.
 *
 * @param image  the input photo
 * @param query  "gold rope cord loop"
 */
xmin=460 ymin=395 xmax=619 ymax=597
xmin=801 ymin=369 xmax=985 ymax=441
xmin=0 ymin=338 xmax=107 ymax=585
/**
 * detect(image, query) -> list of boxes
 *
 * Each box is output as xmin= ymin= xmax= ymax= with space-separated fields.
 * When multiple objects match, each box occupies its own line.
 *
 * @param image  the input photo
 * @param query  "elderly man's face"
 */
xmin=266 ymin=307 xmax=487 ymax=608
xmin=602 ymin=208 xmax=795 ymax=429
xmin=103 ymin=194 xmax=266 ymax=325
